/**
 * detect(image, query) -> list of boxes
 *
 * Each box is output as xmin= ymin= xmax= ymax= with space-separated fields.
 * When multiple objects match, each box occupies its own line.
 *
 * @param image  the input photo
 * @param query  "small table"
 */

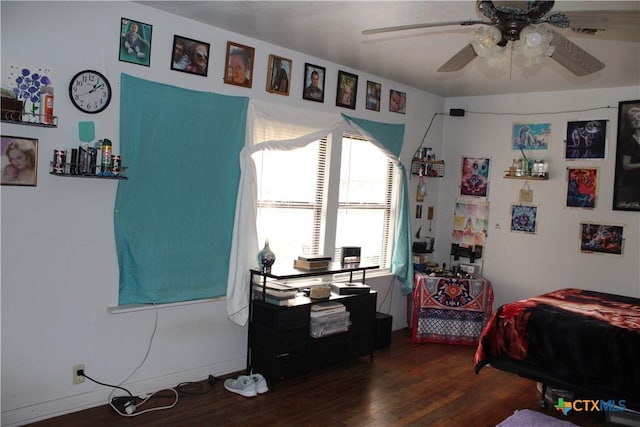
xmin=412 ymin=272 xmax=493 ymax=345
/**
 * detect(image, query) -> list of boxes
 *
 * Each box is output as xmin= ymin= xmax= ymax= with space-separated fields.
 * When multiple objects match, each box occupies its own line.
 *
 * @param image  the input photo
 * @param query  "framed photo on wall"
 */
xmin=302 ymin=63 xmax=325 ymax=102
xmin=366 ymin=81 xmax=381 ymax=112
xmin=510 ymin=204 xmax=538 ymax=234
xmin=579 ymin=222 xmax=624 ymax=255
xmin=266 ymin=54 xmax=291 ymax=95
xmin=512 ymin=122 xmax=550 ymax=150
xmin=336 ymin=70 xmax=358 ymax=109
xmin=224 ymin=41 xmax=255 ymax=88
xmin=565 ymin=119 xmax=607 ymax=159
xmin=566 ymin=167 xmax=598 ymax=209
xmin=460 ymin=156 xmax=490 ymax=197
xmin=613 ymin=99 xmax=640 ymax=211
xmin=171 ymin=35 xmax=210 ymax=76
xmin=1 ymin=135 xmax=38 ymax=186
xmin=119 ymin=18 xmax=152 ymax=67
xmin=389 ymin=89 xmax=406 ymax=114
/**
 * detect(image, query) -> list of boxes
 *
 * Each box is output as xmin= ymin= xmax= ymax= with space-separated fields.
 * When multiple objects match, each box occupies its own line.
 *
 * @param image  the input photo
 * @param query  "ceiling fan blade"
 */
xmin=548 ymin=29 xmax=605 ymax=76
xmin=557 ymin=10 xmax=640 ymax=30
xmin=437 ymin=44 xmax=478 ymax=72
xmin=362 ymin=20 xmax=486 ymax=35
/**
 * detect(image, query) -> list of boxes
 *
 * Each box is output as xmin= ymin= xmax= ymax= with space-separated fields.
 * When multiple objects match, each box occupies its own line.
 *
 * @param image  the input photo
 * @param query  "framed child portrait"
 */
xmin=171 ymin=35 xmax=210 ymax=77
xmin=302 ymin=63 xmax=325 ymax=103
xmin=366 ymin=81 xmax=381 ymax=112
xmin=266 ymin=54 xmax=291 ymax=96
xmin=119 ymin=18 xmax=152 ymax=67
xmin=389 ymin=89 xmax=406 ymax=114
xmin=336 ymin=70 xmax=358 ymax=110
xmin=1 ymin=135 xmax=38 ymax=186
xmin=224 ymin=41 xmax=255 ymax=88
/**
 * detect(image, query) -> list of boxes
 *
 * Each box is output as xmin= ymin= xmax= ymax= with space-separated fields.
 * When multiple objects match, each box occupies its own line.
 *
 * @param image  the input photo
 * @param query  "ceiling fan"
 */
xmin=362 ymin=1 xmax=639 ymax=76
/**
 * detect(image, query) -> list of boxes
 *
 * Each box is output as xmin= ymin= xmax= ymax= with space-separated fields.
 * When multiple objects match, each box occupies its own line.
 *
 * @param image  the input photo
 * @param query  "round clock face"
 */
xmin=68 ymin=70 xmax=112 ymax=114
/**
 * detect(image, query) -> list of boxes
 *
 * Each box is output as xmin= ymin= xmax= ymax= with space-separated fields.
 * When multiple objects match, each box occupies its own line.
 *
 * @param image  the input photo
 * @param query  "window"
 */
xmin=254 ymin=130 xmax=398 ymax=269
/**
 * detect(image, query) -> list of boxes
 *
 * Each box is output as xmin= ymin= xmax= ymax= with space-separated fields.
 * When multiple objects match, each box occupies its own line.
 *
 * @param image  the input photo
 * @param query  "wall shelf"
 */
xmin=503 ymin=174 xmax=548 ymax=180
xmin=1 ymin=110 xmax=58 ymax=128
xmin=410 ymin=159 xmax=445 ymax=178
xmin=49 ymin=162 xmax=128 ymax=180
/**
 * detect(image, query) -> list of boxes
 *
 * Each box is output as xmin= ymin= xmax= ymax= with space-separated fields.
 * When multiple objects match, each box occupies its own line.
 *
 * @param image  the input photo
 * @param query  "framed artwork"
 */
xmin=119 ymin=18 xmax=152 ymax=67
xmin=171 ymin=35 xmax=210 ymax=77
xmin=336 ymin=70 xmax=358 ymax=109
xmin=565 ymin=119 xmax=607 ymax=159
xmin=302 ymin=63 xmax=325 ymax=102
xmin=512 ymin=122 xmax=550 ymax=150
xmin=510 ymin=204 xmax=538 ymax=234
xmin=460 ymin=156 xmax=490 ymax=197
xmin=613 ymin=99 xmax=640 ymax=211
xmin=1 ymin=135 xmax=38 ymax=186
xmin=389 ymin=89 xmax=406 ymax=114
xmin=566 ymin=167 xmax=598 ymax=209
xmin=366 ymin=81 xmax=381 ymax=112
xmin=452 ymin=198 xmax=488 ymax=247
xmin=224 ymin=41 xmax=255 ymax=88
xmin=416 ymin=204 xmax=422 ymax=219
xmin=266 ymin=54 xmax=291 ymax=95
xmin=580 ymin=222 xmax=624 ymax=255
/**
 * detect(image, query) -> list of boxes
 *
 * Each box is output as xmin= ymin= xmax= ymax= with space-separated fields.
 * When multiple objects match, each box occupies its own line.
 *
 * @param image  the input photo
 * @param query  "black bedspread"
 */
xmin=474 ymin=288 xmax=640 ymax=402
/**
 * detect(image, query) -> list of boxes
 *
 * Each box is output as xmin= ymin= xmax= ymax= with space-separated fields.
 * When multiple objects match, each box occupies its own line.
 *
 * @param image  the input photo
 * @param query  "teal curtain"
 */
xmin=341 ymin=114 xmax=413 ymax=295
xmin=115 ymin=74 xmax=248 ymax=304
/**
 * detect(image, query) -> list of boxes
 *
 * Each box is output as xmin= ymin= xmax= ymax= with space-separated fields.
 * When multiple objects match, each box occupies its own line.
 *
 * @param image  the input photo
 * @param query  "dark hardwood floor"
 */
xmin=28 ymin=328 xmax=616 ymax=427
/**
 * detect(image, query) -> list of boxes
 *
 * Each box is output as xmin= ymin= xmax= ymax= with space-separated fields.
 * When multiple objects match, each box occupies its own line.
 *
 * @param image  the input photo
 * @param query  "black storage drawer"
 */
xmin=251 ymin=348 xmax=306 ymax=380
xmin=252 ymin=302 xmax=309 ymax=331
xmin=308 ymin=333 xmax=350 ymax=369
xmin=251 ymin=325 xmax=308 ymax=354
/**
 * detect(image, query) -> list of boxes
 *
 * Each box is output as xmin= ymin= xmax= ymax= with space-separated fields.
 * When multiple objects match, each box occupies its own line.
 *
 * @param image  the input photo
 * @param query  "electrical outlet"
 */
xmin=72 ymin=364 xmax=85 ymax=385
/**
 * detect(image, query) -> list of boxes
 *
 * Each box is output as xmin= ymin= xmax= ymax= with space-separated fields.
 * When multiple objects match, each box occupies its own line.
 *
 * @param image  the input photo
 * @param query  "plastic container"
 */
xmin=310 ymin=311 xmax=350 ymax=338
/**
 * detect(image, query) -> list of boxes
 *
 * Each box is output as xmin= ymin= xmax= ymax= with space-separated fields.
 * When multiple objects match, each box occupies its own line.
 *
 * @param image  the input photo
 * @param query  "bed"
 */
xmin=474 ymin=288 xmax=640 ymax=407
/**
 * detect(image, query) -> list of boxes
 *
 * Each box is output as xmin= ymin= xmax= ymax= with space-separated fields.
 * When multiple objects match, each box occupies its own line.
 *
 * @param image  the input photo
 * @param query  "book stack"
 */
xmin=309 ymin=302 xmax=350 ymax=338
xmin=293 ymin=255 xmax=332 ymax=271
xmin=252 ymin=280 xmax=298 ymax=306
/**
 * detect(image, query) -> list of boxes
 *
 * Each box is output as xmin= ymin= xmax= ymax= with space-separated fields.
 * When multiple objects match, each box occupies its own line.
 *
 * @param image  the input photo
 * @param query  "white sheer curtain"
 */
xmin=226 ymin=100 xmax=408 ymax=326
xmin=227 ymin=100 xmax=343 ymax=325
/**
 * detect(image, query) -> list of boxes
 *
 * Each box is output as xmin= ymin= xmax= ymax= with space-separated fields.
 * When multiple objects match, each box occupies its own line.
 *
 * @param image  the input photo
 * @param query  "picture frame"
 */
xmin=389 ymin=89 xmax=406 ymax=114
xmin=579 ymin=222 xmax=624 ymax=256
xmin=566 ymin=167 xmax=598 ymax=209
xmin=613 ymin=99 xmax=640 ymax=211
xmin=565 ymin=119 xmax=607 ymax=159
xmin=1 ymin=135 xmax=38 ymax=186
xmin=510 ymin=204 xmax=538 ymax=234
xmin=119 ymin=18 xmax=152 ymax=67
xmin=266 ymin=54 xmax=291 ymax=95
xmin=512 ymin=122 xmax=550 ymax=150
xmin=170 ymin=35 xmax=210 ymax=77
xmin=302 ymin=63 xmax=325 ymax=102
xmin=336 ymin=70 xmax=358 ymax=109
xmin=366 ymin=81 xmax=381 ymax=112
xmin=460 ymin=156 xmax=490 ymax=197
xmin=224 ymin=41 xmax=255 ymax=88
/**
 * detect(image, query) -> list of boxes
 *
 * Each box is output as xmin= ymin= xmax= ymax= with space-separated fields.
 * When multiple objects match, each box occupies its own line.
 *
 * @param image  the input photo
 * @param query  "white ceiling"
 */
xmin=140 ymin=1 xmax=640 ymax=97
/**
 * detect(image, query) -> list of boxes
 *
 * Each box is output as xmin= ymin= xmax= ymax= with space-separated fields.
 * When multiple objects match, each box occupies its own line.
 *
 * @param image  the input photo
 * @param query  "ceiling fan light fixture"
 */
xmin=470 ymin=26 xmax=508 ymax=67
xmin=516 ymin=24 xmax=555 ymax=67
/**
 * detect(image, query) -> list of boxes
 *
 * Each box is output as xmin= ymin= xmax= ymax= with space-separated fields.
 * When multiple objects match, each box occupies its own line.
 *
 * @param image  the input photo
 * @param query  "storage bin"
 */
xmin=310 ymin=311 xmax=350 ymax=338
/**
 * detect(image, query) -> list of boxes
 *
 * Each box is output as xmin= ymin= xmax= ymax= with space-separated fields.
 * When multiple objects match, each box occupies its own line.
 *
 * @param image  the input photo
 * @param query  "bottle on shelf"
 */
xmin=100 ymin=138 xmax=112 ymax=175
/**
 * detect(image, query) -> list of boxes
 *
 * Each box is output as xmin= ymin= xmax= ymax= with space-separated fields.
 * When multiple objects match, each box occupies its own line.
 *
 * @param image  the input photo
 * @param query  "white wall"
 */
xmin=0 ymin=2 xmax=444 ymax=425
xmin=435 ymin=89 xmax=640 ymax=309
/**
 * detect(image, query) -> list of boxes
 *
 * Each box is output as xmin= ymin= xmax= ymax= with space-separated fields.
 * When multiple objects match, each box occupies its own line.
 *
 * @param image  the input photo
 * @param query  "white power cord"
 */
xmin=109 ymin=303 xmax=179 ymax=417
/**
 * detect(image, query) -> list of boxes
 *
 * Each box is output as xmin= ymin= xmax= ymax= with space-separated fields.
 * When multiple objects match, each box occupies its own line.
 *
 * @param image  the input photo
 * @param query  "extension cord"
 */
xmin=112 ymin=396 xmax=136 ymax=415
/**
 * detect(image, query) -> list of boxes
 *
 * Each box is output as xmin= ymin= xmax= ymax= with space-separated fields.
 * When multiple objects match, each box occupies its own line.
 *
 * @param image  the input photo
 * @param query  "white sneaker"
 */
xmin=224 ymin=375 xmax=257 ymax=397
xmin=251 ymin=373 xmax=269 ymax=394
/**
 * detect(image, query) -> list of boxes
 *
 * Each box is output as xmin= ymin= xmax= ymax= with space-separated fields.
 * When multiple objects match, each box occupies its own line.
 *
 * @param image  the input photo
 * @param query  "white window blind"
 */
xmin=254 ymin=129 xmax=397 ymax=270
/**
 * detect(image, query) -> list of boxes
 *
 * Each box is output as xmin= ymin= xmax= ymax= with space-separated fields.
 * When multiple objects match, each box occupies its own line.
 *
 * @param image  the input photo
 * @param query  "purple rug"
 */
xmin=497 ymin=409 xmax=577 ymax=427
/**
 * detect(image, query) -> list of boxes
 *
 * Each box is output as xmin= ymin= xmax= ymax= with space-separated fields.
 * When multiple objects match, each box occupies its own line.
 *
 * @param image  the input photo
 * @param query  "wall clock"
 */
xmin=68 ymin=70 xmax=112 ymax=114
